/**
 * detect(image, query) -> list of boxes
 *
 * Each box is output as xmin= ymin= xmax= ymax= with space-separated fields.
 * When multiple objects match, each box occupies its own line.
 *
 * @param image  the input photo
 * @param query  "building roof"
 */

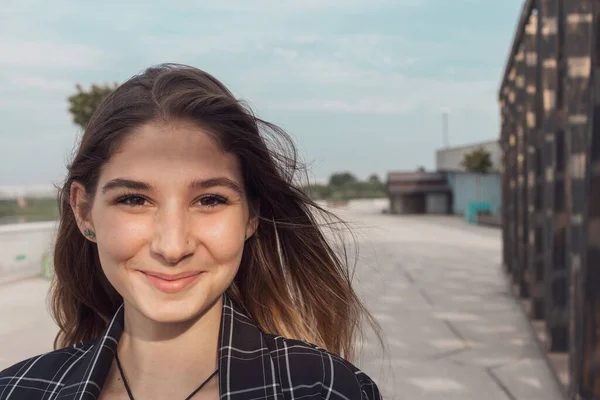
xmin=387 ymin=171 xmax=450 ymax=195
xmin=388 ymin=171 xmax=446 ymax=183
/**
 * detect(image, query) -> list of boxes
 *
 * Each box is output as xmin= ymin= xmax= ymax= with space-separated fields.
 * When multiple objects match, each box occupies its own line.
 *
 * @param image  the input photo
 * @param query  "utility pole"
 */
xmin=441 ymin=109 xmax=450 ymax=148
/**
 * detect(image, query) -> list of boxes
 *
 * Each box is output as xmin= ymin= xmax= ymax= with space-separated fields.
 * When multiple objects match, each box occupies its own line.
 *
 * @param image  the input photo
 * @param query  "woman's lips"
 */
xmin=140 ymin=270 xmax=203 ymax=293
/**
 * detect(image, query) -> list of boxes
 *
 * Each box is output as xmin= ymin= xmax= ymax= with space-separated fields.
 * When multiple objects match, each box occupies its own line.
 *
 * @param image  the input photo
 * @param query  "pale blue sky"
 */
xmin=0 ymin=0 xmax=522 ymax=186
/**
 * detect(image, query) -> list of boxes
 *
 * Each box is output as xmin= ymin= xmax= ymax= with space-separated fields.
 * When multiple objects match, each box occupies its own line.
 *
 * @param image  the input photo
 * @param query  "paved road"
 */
xmin=0 ymin=208 xmax=564 ymax=400
xmin=336 ymin=208 xmax=564 ymax=400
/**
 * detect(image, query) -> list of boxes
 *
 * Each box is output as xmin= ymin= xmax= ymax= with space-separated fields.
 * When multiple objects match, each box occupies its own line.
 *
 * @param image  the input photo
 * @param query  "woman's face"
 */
xmin=72 ymin=120 xmax=257 ymax=324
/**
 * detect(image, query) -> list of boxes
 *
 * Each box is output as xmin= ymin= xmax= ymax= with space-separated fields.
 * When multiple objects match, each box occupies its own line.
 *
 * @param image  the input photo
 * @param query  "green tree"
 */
xmin=301 ymin=172 xmax=386 ymax=201
xmin=67 ymin=82 xmax=119 ymax=129
xmin=367 ymin=174 xmax=381 ymax=185
xmin=328 ymin=172 xmax=358 ymax=187
xmin=301 ymin=183 xmax=331 ymax=200
xmin=461 ymin=147 xmax=493 ymax=174
xmin=366 ymin=174 xmax=385 ymax=194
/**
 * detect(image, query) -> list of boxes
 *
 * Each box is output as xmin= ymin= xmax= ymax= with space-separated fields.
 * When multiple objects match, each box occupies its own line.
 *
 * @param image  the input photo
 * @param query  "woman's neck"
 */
xmin=108 ymin=297 xmax=222 ymax=399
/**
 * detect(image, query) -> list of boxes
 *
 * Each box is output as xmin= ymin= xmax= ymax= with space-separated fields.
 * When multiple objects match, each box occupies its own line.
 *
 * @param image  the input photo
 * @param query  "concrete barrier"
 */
xmin=0 ymin=221 xmax=57 ymax=283
xmin=316 ymin=198 xmax=389 ymax=213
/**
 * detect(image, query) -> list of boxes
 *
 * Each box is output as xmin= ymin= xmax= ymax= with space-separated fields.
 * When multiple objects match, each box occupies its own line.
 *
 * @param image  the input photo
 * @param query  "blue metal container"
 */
xmin=445 ymin=172 xmax=501 ymax=216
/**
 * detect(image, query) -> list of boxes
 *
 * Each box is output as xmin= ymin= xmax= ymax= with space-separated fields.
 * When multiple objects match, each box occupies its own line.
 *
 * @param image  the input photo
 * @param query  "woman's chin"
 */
xmin=131 ymin=291 xmax=221 ymax=326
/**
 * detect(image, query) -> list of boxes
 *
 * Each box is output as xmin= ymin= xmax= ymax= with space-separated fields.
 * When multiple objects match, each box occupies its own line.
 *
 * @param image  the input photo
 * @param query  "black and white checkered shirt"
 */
xmin=0 ymin=293 xmax=382 ymax=399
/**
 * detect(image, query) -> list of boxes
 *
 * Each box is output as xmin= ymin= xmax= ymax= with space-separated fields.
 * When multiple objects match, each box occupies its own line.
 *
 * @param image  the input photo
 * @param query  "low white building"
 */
xmin=436 ymin=140 xmax=501 ymax=172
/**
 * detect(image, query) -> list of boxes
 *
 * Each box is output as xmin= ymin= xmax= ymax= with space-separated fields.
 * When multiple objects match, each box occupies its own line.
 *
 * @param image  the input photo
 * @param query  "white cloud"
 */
xmin=0 ymin=39 xmax=110 ymax=68
xmin=15 ymin=76 xmax=74 ymax=92
xmin=266 ymin=74 xmax=497 ymax=115
xmin=187 ymin=0 xmax=416 ymax=12
xmin=327 ymin=35 xmax=427 ymax=67
xmin=140 ymin=32 xmax=424 ymax=68
xmin=269 ymin=98 xmax=415 ymax=114
xmin=137 ymin=33 xmax=272 ymax=61
xmin=0 ymin=98 xmax=66 ymax=110
xmin=271 ymin=56 xmax=380 ymax=85
xmin=0 ymin=0 xmax=56 ymax=13
xmin=259 ymin=36 xmax=499 ymax=116
xmin=272 ymin=48 xmax=298 ymax=62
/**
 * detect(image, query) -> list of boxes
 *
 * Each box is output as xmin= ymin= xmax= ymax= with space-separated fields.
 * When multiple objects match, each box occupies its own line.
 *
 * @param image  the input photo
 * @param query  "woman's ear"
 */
xmin=246 ymin=217 xmax=259 ymax=240
xmin=70 ymin=181 xmax=96 ymax=241
xmin=245 ymin=201 xmax=260 ymax=240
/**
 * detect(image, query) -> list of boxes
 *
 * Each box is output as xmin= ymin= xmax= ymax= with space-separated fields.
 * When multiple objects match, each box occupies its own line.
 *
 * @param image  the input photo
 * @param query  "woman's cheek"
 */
xmin=97 ymin=211 xmax=150 ymax=261
xmin=196 ymin=211 xmax=246 ymax=261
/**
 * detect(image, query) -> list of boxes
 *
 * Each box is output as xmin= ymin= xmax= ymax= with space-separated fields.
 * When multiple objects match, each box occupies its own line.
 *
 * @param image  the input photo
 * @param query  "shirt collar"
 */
xmin=56 ymin=292 xmax=271 ymax=399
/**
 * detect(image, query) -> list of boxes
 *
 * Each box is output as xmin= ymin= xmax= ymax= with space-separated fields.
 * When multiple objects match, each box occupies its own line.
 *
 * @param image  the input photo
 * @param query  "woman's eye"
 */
xmin=117 ymin=195 xmax=147 ymax=207
xmin=199 ymin=195 xmax=227 ymax=208
xmin=114 ymin=195 xmax=226 ymax=208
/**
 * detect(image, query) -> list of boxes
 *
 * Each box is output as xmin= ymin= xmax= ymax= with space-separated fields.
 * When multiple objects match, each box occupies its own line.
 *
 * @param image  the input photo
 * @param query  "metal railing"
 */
xmin=499 ymin=0 xmax=599 ymax=398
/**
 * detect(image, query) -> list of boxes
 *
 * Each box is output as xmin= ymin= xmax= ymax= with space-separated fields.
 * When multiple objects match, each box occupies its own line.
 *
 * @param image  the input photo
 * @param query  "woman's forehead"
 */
xmin=99 ymin=121 xmax=243 ymax=188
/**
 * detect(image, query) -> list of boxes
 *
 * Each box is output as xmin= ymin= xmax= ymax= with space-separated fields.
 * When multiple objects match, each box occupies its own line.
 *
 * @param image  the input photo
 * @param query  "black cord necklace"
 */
xmin=114 ymin=352 xmax=218 ymax=400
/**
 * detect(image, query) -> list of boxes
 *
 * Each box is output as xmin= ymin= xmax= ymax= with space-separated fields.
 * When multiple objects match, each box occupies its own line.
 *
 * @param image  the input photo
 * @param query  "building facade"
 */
xmin=436 ymin=141 xmax=502 ymax=216
xmin=387 ymin=171 xmax=450 ymax=214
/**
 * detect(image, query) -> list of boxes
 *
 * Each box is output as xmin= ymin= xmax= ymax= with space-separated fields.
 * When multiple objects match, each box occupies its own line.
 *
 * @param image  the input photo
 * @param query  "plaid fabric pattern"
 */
xmin=1 ymin=294 xmax=382 ymax=399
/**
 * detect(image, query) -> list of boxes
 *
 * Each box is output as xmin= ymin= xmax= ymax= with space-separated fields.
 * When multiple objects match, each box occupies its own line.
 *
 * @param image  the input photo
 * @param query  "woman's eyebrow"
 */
xmin=101 ymin=178 xmax=152 ymax=194
xmin=101 ymin=177 xmax=243 ymax=195
xmin=189 ymin=177 xmax=243 ymax=194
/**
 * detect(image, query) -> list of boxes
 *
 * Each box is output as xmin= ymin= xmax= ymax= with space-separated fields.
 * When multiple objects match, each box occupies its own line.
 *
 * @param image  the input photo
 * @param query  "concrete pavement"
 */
xmin=337 ymin=209 xmax=564 ymax=400
xmin=0 ymin=277 xmax=57 ymax=369
xmin=0 ymin=207 xmax=564 ymax=399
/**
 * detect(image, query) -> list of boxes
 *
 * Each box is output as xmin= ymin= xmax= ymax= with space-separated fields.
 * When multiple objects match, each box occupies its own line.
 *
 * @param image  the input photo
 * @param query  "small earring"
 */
xmin=83 ymin=228 xmax=96 ymax=240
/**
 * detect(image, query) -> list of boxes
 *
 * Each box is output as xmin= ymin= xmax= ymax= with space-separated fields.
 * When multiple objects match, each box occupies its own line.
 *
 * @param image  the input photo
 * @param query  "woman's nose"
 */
xmin=150 ymin=207 xmax=193 ymax=264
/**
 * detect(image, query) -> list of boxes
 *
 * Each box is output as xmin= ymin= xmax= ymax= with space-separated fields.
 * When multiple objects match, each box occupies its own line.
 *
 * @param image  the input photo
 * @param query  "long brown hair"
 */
xmin=51 ymin=63 xmax=380 ymax=361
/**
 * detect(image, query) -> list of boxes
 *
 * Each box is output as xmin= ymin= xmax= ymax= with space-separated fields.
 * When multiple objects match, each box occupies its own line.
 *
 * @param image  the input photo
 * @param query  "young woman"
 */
xmin=0 ymin=64 xmax=382 ymax=400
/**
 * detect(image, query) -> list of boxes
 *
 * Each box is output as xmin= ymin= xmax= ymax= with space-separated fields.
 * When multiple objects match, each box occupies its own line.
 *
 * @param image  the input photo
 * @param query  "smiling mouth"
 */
xmin=140 ymin=270 xmax=203 ymax=293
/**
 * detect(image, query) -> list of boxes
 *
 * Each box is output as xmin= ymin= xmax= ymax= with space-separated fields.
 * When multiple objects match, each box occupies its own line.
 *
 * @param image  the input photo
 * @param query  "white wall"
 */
xmin=0 ymin=222 xmax=57 ymax=282
xmin=316 ymin=198 xmax=389 ymax=213
xmin=436 ymin=140 xmax=501 ymax=172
